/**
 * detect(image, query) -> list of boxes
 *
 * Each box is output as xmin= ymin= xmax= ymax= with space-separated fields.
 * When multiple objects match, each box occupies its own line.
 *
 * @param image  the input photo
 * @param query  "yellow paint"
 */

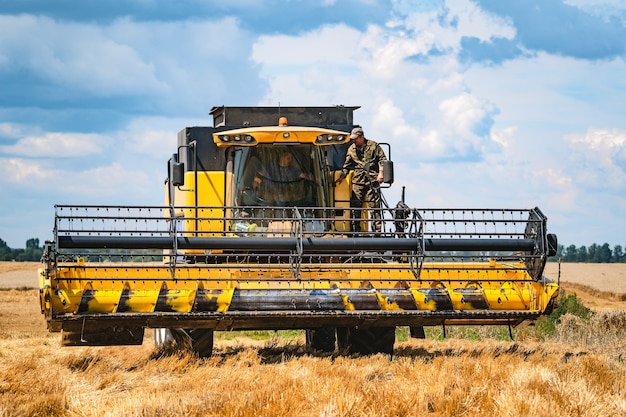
xmin=42 ymin=259 xmax=559 ymax=320
xmin=161 ymin=289 xmax=196 ymax=313
xmin=120 ymin=289 xmax=159 ymax=313
xmin=179 ymin=171 xmax=226 ymax=234
xmin=212 ymin=126 xmax=350 ymax=147
xmin=85 ymin=290 xmax=120 ymax=313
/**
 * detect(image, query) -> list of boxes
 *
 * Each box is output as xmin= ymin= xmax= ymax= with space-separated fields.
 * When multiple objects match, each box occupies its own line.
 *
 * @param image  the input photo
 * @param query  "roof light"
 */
xmin=315 ymin=133 xmax=347 ymax=144
xmin=216 ymin=134 xmax=257 ymax=145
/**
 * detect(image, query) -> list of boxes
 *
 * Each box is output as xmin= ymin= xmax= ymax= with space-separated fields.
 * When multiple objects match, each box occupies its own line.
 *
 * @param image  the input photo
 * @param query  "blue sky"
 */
xmin=1 ymin=0 xmax=625 ymax=249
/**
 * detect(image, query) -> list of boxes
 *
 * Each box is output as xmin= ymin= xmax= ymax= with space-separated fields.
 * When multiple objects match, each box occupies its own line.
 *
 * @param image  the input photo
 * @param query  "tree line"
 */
xmin=1 ymin=237 xmax=626 ymax=263
xmin=0 ymin=238 xmax=44 ymax=261
xmin=551 ymin=243 xmax=626 ymax=263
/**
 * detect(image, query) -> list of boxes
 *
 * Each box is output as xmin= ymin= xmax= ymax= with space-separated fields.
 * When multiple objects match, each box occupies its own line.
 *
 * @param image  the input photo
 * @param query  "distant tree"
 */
xmin=562 ymin=245 xmax=578 ymax=262
xmin=12 ymin=248 xmax=25 ymax=261
xmin=0 ymin=238 xmax=11 ymax=261
xmin=614 ymin=245 xmax=624 ymax=263
xmin=549 ymin=242 xmax=625 ymax=263
xmin=26 ymin=238 xmax=40 ymax=249
xmin=0 ymin=237 xmax=44 ymax=261
xmin=595 ymin=243 xmax=612 ymax=263
xmin=577 ymin=246 xmax=588 ymax=262
xmin=587 ymin=244 xmax=598 ymax=262
xmin=22 ymin=240 xmax=43 ymax=260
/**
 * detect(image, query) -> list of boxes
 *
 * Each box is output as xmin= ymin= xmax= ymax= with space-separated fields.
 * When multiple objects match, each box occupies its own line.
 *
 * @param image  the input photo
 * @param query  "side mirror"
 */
xmin=382 ymin=160 xmax=394 ymax=184
xmin=170 ymin=154 xmax=185 ymax=187
xmin=172 ymin=162 xmax=185 ymax=186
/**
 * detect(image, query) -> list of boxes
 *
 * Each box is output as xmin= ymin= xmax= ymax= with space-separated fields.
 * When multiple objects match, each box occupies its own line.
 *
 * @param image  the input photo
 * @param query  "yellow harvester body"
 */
xmin=39 ymin=106 xmax=559 ymax=355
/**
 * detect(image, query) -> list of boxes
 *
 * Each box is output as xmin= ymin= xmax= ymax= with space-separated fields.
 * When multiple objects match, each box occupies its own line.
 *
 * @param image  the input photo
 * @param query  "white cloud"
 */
xmin=252 ymin=24 xmax=360 ymax=68
xmin=535 ymin=167 xmax=574 ymax=189
xmin=445 ymin=0 xmax=516 ymax=41
xmin=370 ymin=98 xmax=418 ymax=139
xmin=0 ymin=158 xmax=57 ymax=183
xmin=0 ymin=156 xmax=154 ymax=201
xmin=417 ymin=129 xmax=449 ymax=159
xmin=251 ymin=9 xmax=504 ymax=163
xmin=391 ymin=0 xmax=516 ymax=52
xmin=490 ymin=125 xmax=516 ymax=148
xmin=564 ymin=128 xmax=626 ymax=189
xmin=427 ymin=73 xmax=465 ymax=95
xmin=564 ymin=0 xmax=626 ymax=22
xmin=566 ymin=127 xmax=626 ymax=151
xmin=0 ymin=14 xmax=259 ymax=112
xmin=377 ymin=92 xmax=501 ymax=161
xmin=0 ymin=132 xmax=108 ymax=158
xmin=358 ymin=25 xmax=432 ymax=79
xmin=439 ymin=92 xmax=496 ymax=136
xmin=0 ymin=123 xmax=22 ymax=138
xmin=61 ymin=162 xmax=151 ymax=197
xmin=0 ymin=15 xmax=164 ymax=95
xmin=119 ymin=116 xmax=206 ymax=159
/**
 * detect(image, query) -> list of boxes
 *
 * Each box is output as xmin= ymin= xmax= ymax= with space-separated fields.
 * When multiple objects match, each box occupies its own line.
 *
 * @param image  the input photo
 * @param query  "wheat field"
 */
xmin=1 ymin=263 xmax=625 ymax=417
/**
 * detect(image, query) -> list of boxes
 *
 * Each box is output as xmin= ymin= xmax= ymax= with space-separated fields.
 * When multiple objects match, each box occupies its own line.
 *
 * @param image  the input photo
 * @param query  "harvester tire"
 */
xmin=186 ymin=328 xmax=214 ymax=358
xmin=305 ymin=328 xmax=336 ymax=352
xmin=154 ymin=328 xmax=177 ymax=348
xmin=410 ymin=326 xmax=426 ymax=339
xmin=338 ymin=326 xmax=395 ymax=355
xmin=154 ymin=328 xmax=214 ymax=358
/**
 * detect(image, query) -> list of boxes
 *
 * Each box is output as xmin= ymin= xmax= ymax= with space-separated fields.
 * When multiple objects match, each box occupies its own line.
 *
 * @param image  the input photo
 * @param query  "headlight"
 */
xmin=315 ymin=134 xmax=347 ymax=144
xmin=217 ymin=134 xmax=257 ymax=145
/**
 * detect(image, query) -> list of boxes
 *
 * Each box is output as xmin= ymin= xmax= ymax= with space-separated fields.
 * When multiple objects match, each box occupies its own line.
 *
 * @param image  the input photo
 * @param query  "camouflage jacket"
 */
xmin=341 ymin=139 xmax=387 ymax=185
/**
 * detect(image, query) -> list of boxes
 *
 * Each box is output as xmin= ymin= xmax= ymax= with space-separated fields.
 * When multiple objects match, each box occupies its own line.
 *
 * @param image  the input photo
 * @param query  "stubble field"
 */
xmin=0 ymin=262 xmax=625 ymax=416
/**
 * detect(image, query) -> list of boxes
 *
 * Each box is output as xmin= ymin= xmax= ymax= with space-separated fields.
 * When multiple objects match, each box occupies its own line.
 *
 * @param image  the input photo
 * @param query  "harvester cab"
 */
xmin=39 ymin=106 xmax=559 ymax=357
xmin=166 ymin=107 xmax=394 ymax=241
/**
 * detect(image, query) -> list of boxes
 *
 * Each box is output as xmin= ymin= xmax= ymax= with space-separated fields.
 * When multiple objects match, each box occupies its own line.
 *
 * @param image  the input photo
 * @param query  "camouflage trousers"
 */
xmin=350 ymin=183 xmax=382 ymax=233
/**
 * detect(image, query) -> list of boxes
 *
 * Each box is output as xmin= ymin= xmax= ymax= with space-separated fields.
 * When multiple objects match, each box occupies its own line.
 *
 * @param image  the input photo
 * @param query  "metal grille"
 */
xmin=49 ymin=205 xmax=550 ymax=281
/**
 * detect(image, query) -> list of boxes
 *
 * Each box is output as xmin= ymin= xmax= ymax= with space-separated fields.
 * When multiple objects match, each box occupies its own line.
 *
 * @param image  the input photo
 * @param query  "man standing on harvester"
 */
xmin=336 ymin=126 xmax=387 ymax=235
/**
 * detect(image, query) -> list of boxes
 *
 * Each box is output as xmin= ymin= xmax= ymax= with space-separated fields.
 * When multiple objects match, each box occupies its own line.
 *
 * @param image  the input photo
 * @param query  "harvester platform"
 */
xmin=39 ymin=205 xmax=558 ymax=350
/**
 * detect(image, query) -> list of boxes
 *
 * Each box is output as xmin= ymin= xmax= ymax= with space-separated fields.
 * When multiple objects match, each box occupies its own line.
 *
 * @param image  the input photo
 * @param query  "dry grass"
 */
xmin=1 ymin=263 xmax=625 ymax=416
xmin=0 ymin=262 xmax=40 ymax=290
xmin=2 ymin=334 xmax=626 ymax=417
xmin=543 ymin=262 xmax=626 ymax=293
xmin=0 ymin=262 xmax=41 ymax=274
xmin=1 ymin=289 xmax=625 ymax=417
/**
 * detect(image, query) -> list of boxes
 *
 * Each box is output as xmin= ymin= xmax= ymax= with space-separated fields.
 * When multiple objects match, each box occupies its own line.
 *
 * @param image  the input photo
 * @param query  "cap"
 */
xmin=350 ymin=127 xmax=364 ymax=139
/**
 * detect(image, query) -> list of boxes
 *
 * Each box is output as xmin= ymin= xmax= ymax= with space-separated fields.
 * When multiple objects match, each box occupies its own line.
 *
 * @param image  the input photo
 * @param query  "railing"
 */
xmin=49 ymin=205 xmax=551 ymax=281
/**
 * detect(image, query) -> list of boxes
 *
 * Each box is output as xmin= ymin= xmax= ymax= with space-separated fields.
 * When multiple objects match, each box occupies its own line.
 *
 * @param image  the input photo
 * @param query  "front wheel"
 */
xmin=336 ymin=326 xmax=395 ymax=355
xmin=154 ymin=328 xmax=214 ymax=358
xmin=305 ymin=328 xmax=336 ymax=352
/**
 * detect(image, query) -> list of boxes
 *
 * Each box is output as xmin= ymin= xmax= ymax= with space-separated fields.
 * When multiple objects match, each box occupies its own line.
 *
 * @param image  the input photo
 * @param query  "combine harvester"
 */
xmin=39 ymin=106 xmax=559 ymax=356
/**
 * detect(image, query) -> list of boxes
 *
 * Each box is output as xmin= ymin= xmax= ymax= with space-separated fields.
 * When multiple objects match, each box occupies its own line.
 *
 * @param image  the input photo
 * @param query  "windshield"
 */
xmin=233 ymin=144 xmax=326 ymax=208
